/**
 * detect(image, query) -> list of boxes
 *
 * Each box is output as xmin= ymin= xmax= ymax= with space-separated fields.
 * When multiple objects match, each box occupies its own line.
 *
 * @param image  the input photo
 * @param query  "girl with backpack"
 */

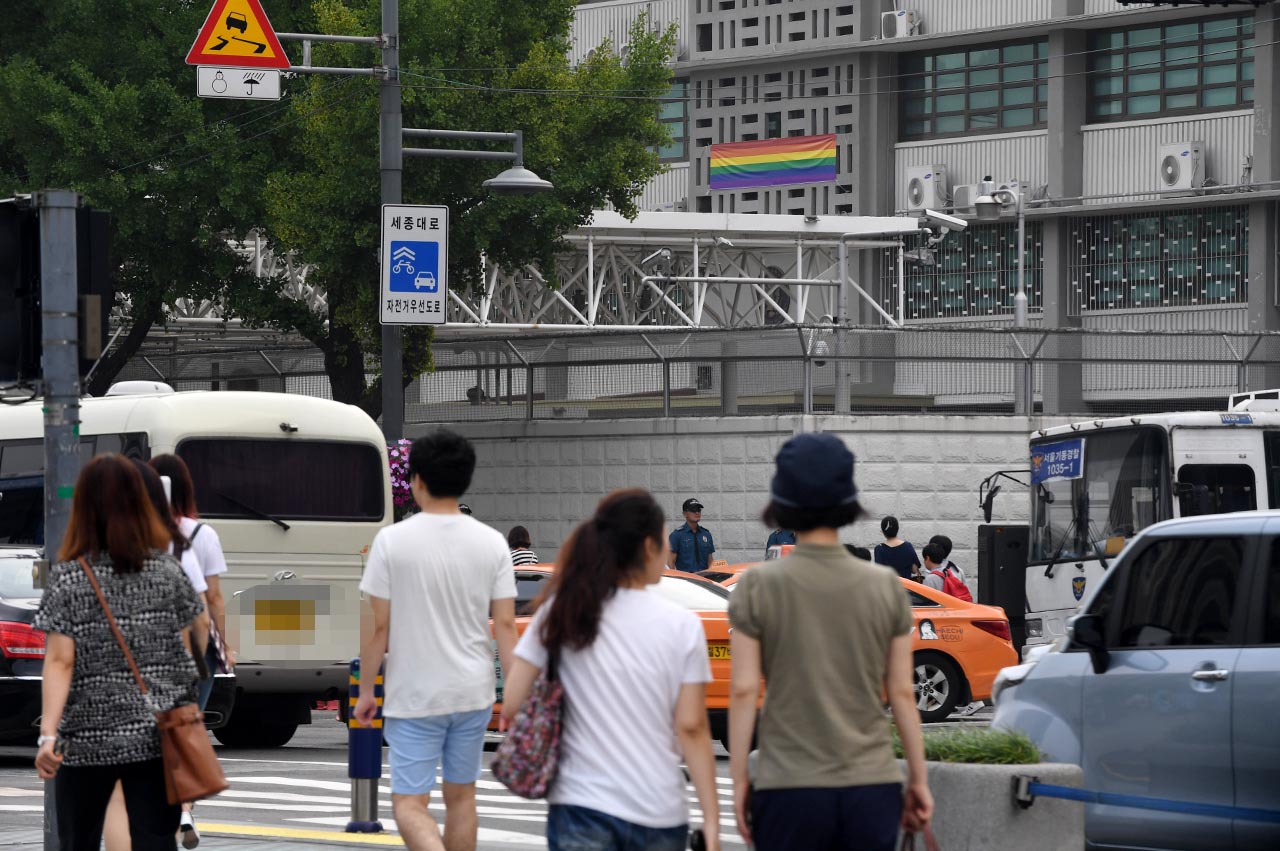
xmin=500 ymin=489 xmax=721 ymax=851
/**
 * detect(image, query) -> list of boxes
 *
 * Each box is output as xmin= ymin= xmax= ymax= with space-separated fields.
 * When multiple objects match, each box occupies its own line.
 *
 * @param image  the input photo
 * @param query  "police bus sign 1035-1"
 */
xmin=381 ymin=204 xmax=448 ymax=325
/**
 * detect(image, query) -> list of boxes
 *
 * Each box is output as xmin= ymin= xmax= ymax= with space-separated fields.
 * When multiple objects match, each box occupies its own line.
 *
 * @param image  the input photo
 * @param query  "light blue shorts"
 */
xmin=383 ymin=709 xmax=491 ymax=796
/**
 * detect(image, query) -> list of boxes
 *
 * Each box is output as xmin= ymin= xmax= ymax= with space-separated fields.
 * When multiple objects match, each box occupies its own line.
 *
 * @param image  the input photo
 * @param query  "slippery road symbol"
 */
xmin=210 ymin=12 xmax=266 ymax=53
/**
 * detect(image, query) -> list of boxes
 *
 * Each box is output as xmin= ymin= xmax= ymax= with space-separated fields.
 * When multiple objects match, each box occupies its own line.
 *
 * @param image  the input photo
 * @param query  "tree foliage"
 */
xmin=0 ymin=1 xmax=318 ymax=394
xmin=259 ymin=0 xmax=676 ymax=415
xmin=0 ymin=1 xmax=674 ymax=410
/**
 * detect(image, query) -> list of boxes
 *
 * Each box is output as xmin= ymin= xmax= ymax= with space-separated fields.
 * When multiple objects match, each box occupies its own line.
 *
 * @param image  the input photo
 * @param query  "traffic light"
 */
xmin=0 ymin=199 xmax=114 ymax=385
xmin=0 ymin=202 xmax=41 ymax=385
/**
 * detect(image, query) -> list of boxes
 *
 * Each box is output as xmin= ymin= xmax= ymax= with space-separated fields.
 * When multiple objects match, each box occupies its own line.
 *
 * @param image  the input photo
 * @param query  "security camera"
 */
xmin=920 ymin=209 xmax=968 ymax=232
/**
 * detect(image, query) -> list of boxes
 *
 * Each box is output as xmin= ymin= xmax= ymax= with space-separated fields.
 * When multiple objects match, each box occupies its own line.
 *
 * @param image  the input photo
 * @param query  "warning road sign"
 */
xmin=186 ymin=0 xmax=290 ymax=69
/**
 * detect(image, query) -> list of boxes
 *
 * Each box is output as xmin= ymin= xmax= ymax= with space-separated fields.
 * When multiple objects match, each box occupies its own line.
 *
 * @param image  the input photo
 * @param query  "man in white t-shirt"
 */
xmin=355 ymin=430 xmax=518 ymax=851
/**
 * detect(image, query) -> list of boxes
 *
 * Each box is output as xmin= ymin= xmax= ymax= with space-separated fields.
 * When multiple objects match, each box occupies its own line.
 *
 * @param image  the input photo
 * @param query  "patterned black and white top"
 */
xmin=510 ymin=548 xmax=540 ymax=566
xmin=33 ymin=552 xmax=203 ymax=767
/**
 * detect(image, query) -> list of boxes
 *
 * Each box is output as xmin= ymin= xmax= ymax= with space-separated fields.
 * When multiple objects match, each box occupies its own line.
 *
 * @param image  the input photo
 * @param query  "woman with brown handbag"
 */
xmin=34 ymin=454 xmax=207 ymax=851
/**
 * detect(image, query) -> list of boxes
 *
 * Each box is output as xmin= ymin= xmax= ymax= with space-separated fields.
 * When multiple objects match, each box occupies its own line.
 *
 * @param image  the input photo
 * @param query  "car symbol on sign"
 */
xmin=226 ymin=12 xmax=248 ymax=33
xmin=414 ymin=272 xmax=438 ymax=292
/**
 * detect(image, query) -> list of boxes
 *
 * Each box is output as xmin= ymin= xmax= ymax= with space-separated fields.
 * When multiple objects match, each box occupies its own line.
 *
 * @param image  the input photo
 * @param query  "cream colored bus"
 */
xmin=0 ymin=383 xmax=391 ymax=747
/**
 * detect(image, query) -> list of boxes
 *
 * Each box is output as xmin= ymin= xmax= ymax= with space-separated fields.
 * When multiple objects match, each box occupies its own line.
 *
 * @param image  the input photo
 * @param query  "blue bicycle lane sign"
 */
xmin=381 ymin=204 xmax=448 ymax=325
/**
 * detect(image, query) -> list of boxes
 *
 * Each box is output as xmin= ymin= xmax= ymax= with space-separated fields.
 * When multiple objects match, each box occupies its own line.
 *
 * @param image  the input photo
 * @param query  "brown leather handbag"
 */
xmin=79 ymin=558 xmax=229 ymax=805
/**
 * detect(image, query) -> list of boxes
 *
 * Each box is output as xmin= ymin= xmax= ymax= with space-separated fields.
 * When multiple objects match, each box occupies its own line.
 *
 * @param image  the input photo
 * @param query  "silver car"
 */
xmin=992 ymin=512 xmax=1280 ymax=851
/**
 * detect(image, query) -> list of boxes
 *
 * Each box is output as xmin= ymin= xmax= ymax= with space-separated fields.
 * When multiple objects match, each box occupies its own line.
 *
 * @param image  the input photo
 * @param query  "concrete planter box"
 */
xmin=898 ymin=760 xmax=1083 ymax=851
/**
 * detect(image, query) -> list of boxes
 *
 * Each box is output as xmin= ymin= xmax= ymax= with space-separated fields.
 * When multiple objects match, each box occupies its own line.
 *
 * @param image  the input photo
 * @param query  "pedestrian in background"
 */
xmin=874 ymin=516 xmax=921 ymax=580
xmin=34 ymin=455 xmax=205 ymax=851
xmin=728 ymin=435 xmax=931 ymax=850
xmin=668 ymin=497 xmax=715 ymax=573
xmin=355 ymin=429 xmax=519 ymax=851
xmin=928 ymin=534 xmax=963 ymax=577
xmin=920 ymin=542 xmax=947 ymax=588
xmin=150 ymin=454 xmax=233 ymax=714
xmin=925 ymin=535 xmax=983 ymax=717
xmin=844 ymin=544 xmax=873 ymax=562
xmin=508 ymin=526 xmax=539 ymax=566
xmin=502 ymin=489 xmax=721 ymax=851
xmin=764 ymin=527 xmax=795 ymax=557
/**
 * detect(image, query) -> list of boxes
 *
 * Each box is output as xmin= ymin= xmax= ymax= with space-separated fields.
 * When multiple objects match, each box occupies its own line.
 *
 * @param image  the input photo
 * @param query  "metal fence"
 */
xmin=115 ymin=325 xmax=1280 ymax=422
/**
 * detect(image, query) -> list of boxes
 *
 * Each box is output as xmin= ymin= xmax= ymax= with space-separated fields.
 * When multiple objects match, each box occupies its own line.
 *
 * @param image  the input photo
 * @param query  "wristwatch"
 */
xmin=36 ymin=735 xmax=57 ymax=748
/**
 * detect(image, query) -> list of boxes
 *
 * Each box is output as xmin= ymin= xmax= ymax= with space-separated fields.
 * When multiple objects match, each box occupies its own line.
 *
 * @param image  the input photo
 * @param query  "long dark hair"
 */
xmin=537 ymin=489 xmax=665 ymax=658
xmin=149 ymin=453 xmax=199 ymax=519
xmin=60 ymin=455 xmax=169 ymax=573
xmin=133 ymin=459 xmax=188 ymax=558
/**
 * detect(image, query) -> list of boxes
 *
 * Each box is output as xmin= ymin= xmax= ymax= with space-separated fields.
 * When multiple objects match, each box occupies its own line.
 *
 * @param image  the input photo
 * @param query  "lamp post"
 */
xmin=974 ymin=183 xmax=1030 ymax=414
xmin=377 ymin=3 xmax=554 ymax=441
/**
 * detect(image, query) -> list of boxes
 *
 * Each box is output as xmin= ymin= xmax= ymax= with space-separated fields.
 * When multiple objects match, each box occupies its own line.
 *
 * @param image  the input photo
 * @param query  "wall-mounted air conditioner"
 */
xmin=952 ymin=184 xmax=980 ymax=214
xmin=1157 ymin=141 xmax=1204 ymax=195
xmin=902 ymin=164 xmax=948 ymax=212
xmin=881 ymin=10 xmax=922 ymax=39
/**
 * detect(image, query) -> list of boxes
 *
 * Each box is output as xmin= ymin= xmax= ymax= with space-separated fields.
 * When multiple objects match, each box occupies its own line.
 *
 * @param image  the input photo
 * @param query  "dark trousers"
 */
xmin=55 ymin=758 xmax=180 ymax=851
xmin=752 ymin=783 xmax=903 ymax=851
xmin=547 ymin=804 xmax=688 ymax=851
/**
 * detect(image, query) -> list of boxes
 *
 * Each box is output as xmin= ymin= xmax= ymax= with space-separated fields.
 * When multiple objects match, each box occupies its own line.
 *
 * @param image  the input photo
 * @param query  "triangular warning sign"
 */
xmin=186 ymin=0 xmax=290 ymax=69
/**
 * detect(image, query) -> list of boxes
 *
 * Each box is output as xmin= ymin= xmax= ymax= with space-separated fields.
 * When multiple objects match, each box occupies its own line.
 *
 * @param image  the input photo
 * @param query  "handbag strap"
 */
xmin=78 ymin=557 xmax=150 ymax=697
xmin=900 ymin=827 xmax=940 ymax=851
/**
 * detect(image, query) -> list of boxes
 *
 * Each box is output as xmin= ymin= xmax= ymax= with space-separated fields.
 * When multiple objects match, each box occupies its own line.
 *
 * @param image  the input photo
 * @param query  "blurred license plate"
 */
xmin=707 ymin=645 xmax=731 ymax=660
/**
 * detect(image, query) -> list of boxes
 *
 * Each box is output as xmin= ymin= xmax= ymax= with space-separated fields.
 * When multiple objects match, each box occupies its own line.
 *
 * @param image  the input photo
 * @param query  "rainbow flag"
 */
xmin=709 ymin=134 xmax=837 ymax=191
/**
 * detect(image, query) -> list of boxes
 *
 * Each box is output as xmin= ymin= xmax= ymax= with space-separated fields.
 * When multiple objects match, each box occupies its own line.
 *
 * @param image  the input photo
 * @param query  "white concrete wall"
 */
xmin=416 ymin=415 xmax=1073 ymax=587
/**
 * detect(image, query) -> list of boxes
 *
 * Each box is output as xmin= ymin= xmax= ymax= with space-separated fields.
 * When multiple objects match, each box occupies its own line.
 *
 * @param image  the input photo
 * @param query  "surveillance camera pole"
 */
xmin=988 ymin=186 xmax=1029 ymax=415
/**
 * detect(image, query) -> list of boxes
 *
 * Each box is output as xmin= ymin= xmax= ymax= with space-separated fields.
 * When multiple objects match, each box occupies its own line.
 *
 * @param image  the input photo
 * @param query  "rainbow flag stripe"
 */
xmin=709 ymin=134 xmax=837 ymax=190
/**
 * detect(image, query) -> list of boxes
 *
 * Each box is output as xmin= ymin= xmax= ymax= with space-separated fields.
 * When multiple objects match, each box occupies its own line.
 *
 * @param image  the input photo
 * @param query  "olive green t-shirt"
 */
xmin=728 ymin=543 xmax=913 ymax=790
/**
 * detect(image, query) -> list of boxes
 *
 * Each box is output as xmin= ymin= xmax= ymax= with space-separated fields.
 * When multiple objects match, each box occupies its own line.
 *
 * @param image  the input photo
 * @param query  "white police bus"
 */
xmin=0 ymin=382 xmax=392 ymax=746
xmin=1023 ymin=389 xmax=1280 ymax=656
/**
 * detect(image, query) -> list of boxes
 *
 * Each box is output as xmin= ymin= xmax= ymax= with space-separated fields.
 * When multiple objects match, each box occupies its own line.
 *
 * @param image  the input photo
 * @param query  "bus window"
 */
xmin=179 ymin=439 xmax=384 ymax=522
xmin=1176 ymin=464 xmax=1257 ymax=516
xmin=1264 ymin=432 xmax=1280 ymax=509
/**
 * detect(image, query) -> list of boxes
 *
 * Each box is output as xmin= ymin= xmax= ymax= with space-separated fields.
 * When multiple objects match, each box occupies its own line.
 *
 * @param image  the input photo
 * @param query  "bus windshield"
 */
xmin=1029 ymin=427 xmax=1169 ymax=564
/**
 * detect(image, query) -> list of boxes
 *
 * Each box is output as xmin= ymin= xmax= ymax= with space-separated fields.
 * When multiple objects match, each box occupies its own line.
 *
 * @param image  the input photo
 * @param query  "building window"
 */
xmin=882 ymin=223 xmax=1044 ymax=320
xmin=1087 ymin=15 xmax=1254 ymax=122
xmin=656 ymin=80 xmax=689 ymax=162
xmin=766 ymin=111 xmax=781 ymax=138
xmin=899 ymin=40 xmax=1048 ymax=140
xmin=1068 ymin=207 xmax=1248 ymax=313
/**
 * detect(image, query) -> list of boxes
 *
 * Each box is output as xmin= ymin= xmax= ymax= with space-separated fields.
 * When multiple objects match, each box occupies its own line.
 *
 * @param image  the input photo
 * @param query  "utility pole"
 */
xmin=38 ymin=188 xmax=82 ymax=851
xmin=379 ymin=0 xmax=404 ymax=441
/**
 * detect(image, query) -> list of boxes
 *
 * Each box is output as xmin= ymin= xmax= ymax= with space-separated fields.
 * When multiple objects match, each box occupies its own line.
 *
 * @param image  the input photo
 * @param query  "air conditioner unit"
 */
xmin=902 ymin=164 xmax=948 ymax=212
xmin=1157 ymin=141 xmax=1204 ymax=194
xmin=952 ymin=184 xmax=981 ymax=214
xmin=881 ymin=10 xmax=922 ymax=38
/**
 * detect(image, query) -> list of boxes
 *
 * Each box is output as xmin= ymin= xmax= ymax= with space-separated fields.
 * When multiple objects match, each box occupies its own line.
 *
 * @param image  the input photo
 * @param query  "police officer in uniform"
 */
xmin=669 ymin=498 xmax=715 ymax=573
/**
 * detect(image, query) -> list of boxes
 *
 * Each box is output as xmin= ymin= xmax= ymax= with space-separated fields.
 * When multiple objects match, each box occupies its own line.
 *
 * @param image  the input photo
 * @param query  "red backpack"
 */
xmin=930 ymin=566 xmax=973 ymax=602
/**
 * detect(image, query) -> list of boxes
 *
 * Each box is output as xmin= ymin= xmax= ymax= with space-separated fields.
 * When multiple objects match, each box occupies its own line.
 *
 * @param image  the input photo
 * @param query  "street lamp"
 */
xmin=973 ymin=181 xmax=1026 ymax=329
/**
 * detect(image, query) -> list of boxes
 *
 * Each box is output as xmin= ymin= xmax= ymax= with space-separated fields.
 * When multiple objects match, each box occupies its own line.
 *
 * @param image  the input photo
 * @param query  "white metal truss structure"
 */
xmin=168 ymin=231 xmax=327 ymax=321
xmin=160 ymin=214 xmax=927 ymax=333
xmin=449 ymin=211 xmax=925 ymax=335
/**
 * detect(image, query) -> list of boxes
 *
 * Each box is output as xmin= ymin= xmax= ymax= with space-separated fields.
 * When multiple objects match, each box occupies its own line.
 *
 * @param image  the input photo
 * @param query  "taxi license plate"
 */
xmin=707 ymin=645 xmax=731 ymax=660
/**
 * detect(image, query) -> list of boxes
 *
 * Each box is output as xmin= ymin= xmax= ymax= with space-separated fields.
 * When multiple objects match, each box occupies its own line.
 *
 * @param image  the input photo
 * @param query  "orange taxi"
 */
xmin=492 ymin=566 xmax=739 ymax=748
xmin=720 ymin=570 xmax=1017 ymax=722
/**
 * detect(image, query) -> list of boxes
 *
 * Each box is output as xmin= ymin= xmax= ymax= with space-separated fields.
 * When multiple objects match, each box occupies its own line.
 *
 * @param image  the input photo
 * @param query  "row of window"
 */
xmin=880 ymin=208 xmax=1248 ymax=320
xmin=893 ymin=14 xmax=1253 ymax=140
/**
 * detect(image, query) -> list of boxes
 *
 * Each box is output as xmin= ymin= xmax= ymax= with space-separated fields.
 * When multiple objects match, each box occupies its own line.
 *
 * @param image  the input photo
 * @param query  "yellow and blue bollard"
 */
xmin=346 ymin=657 xmax=384 ymax=833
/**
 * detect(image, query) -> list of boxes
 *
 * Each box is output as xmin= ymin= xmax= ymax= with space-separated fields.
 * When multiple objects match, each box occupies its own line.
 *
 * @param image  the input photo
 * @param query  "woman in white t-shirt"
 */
xmin=501 ymin=489 xmax=721 ymax=851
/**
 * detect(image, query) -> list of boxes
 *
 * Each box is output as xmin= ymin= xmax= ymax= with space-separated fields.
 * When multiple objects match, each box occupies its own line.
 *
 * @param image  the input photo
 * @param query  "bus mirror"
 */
xmin=982 ymin=484 xmax=1001 ymax=523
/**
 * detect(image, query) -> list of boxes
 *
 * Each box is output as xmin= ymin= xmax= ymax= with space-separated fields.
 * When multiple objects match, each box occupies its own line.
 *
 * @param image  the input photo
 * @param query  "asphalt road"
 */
xmin=0 ymin=707 xmax=992 ymax=849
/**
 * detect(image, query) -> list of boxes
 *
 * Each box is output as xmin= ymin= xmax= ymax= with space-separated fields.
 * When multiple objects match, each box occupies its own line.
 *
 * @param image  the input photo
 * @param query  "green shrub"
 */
xmin=893 ymin=728 xmax=1041 ymax=765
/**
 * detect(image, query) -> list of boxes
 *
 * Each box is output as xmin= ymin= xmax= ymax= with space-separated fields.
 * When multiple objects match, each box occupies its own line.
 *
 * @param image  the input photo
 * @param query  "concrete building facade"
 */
xmin=569 ymin=0 xmax=1280 ymax=366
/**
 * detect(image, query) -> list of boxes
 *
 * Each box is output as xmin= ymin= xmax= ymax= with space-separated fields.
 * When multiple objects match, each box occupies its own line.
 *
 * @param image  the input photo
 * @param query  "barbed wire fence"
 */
xmin=114 ymin=326 xmax=1280 ymax=422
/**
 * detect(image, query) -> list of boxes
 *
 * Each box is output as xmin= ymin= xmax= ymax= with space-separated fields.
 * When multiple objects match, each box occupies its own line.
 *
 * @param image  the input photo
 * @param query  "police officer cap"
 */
xmin=770 ymin=433 xmax=858 ymax=509
xmin=682 ymin=498 xmax=704 ymax=513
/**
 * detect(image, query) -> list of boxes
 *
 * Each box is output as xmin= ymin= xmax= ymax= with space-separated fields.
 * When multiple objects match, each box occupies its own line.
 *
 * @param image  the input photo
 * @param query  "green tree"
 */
xmin=0 ymin=1 xmax=319 ymax=395
xmin=255 ymin=0 xmax=675 ymax=415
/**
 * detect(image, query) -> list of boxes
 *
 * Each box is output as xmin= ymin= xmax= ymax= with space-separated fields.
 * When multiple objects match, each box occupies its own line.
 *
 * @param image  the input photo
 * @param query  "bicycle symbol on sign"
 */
xmin=391 ymin=245 xmax=415 ymax=276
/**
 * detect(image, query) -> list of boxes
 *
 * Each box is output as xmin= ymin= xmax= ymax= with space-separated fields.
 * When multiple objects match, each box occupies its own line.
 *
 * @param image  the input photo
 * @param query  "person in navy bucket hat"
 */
xmin=726 ymin=432 xmax=933 ymax=851
xmin=769 ymin=432 xmax=859 ymax=509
